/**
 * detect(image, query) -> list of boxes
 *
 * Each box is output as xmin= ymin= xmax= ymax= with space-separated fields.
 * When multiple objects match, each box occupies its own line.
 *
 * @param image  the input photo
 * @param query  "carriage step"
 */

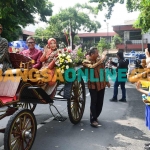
xmin=53 ymin=116 xmax=67 ymax=122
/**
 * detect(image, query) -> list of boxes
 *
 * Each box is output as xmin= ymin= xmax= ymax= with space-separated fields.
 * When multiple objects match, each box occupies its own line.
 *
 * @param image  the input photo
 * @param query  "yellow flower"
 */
xmin=61 ymin=69 xmax=64 ymax=73
xmin=68 ymin=59 xmax=72 ymax=63
xmin=58 ymin=54 xmax=62 ymax=57
xmin=66 ymin=55 xmax=71 ymax=59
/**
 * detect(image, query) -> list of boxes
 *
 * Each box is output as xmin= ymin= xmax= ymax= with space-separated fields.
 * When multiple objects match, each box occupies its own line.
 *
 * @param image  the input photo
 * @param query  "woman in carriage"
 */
xmin=40 ymin=38 xmax=58 ymax=99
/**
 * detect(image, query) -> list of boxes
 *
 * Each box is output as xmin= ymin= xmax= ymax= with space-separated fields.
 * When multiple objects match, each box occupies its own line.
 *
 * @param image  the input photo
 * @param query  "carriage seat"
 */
xmin=0 ymin=76 xmax=21 ymax=106
xmin=9 ymin=53 xmax=33 ymax=69
xmin=0 ymin=76 xmax=21 ymax=96
xmin=0 ymin=96 xmax=17 ymax=107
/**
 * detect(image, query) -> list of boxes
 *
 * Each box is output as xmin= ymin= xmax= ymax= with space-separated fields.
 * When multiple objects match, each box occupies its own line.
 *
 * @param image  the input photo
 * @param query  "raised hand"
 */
xmin=136 ymin=81 xmax=141 ymax=90
xmin=43 ymin=45 xmax=49 ymax=56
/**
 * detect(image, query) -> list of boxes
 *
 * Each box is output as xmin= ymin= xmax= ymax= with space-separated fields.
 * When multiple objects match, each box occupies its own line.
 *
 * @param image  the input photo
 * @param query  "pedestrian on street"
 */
xmin=109 ymin=51 xmax=129 ymax=102
xmin=82 ymin=47 xmax=110 ymax=127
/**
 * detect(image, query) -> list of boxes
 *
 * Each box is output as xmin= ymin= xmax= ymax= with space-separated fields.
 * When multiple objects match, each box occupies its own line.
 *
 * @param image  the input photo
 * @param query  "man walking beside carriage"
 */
xmin=82 ymin=47 xmax=110 ymax=127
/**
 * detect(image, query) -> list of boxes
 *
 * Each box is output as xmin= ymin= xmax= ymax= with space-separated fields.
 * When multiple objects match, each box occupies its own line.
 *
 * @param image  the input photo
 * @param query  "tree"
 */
xmin=0 ymin=0 xmax=53 ymax=41
xmin=34 ymin=27 xmax=53 ymax=47
xmin=35 ymin=3 xmax=101 ymax=46
xmin=133 ymin=0 xmax=150 ymax=33
xmin=113 ymin=35 xmax=122 ymax=45
xmin=73 ymin=35 xmax=80 ymax=45
xmin=82 ymin=41 xmax=96 ymax=50
xmin=89 ymin=0 xmax=150 ymax=32
xmin=97 ymin=38 xmax=110 ymax=53
xmin=110 ymin=35 xmax=122 ymax=49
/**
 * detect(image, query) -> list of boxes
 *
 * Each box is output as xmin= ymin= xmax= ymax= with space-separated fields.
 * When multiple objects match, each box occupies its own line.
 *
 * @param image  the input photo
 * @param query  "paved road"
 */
xmin=0 ymin=82 xmax=150 ymax=150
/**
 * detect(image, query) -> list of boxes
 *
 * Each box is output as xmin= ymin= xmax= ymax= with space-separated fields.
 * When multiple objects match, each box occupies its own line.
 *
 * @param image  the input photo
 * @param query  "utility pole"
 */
xmin=125 ymin=41 xmax=127 ymax=52
xmin=69 ymin=19 xmax=72 ymax=50
xmin=107 ymin=22 xmax=109 ymax=54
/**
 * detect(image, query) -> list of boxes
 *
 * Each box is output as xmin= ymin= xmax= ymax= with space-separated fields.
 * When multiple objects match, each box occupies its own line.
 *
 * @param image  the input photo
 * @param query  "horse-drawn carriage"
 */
xmin=0 ymin=53 xmax=86 ymax=150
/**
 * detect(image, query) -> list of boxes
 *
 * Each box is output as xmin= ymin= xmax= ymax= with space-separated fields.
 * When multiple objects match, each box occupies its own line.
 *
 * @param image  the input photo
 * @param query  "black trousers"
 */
xmin=89 ymin=88 xmax=105 ymax=123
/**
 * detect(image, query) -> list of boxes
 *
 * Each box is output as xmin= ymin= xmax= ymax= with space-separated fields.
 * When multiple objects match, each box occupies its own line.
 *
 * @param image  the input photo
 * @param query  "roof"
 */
xmin=22 ymin=30 xmax=35 ymax=36
xmin=113 ymin=25 xmax=140 ymax=31
xmin=78 ymin=32 xmax=117 ymax=37
xmin=113 ymin=24 xmax=133 ymax=27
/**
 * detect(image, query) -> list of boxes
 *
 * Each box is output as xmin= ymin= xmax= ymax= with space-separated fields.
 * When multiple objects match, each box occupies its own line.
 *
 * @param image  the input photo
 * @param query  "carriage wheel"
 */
xmin=67 ymin=78 xmax=86 ymax=124
xmin=16 ymin=103 xmax=37 ymax=112
xmin=4 ymin=109 xmax=37 ymax=150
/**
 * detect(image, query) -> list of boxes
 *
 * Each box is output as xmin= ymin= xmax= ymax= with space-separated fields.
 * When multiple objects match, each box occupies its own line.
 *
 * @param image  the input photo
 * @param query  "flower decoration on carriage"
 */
xmin=71 ymin=45 xmax=86 ymax=65
xmin=55 ymin=47 xmax=73 ymax=74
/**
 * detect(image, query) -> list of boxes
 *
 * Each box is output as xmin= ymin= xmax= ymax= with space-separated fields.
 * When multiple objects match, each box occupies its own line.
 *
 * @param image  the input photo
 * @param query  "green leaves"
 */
xmin=97 ymin=38 xmax=110 ymax=53
xmin=35 ymin=3 xmax=101 ymax=45
xmin=112 ymin=35 xmax=122 ymax=45
xmin=0 ymin=0 xmax=53 ymax=41
xmin=90 ymin=0 xmax=150 ymax=32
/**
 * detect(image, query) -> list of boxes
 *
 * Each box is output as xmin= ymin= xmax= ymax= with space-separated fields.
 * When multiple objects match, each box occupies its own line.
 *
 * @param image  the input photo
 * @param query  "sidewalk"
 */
xmin=105 ymin=85 xmax=150 ymax=150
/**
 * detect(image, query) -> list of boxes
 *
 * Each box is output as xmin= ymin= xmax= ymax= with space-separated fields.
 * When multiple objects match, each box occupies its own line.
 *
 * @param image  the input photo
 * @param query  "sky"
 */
xmin=24 ymin=0 xmax=140 ymax=32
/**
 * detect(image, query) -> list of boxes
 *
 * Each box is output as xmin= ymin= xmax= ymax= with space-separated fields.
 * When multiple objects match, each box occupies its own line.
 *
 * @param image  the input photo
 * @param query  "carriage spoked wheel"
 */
xmin=4 ymin=109 xmax=37 ymax=150
xmin=67 ymin=78 xmax=86 ymax=124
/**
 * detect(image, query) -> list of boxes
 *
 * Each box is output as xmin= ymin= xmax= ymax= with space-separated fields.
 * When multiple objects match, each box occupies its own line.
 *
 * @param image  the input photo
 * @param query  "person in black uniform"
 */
xmin=109 ymin=51 xmax=129 ymax=102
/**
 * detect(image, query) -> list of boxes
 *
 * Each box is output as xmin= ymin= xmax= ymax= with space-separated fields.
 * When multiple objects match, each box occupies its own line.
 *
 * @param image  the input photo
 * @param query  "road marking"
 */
xmin=55 ymin=95 xmax=63 ymax=98
xmin=43 ymin=117 xmax=54 ymax=123
xmin=37 ymin=124 xmax=44 ymax=129
xmin=0 ymin=108 xmax=67 ymax=150
xmin=37 ymin=116 xmax=54 ymax=129
xmin=86 ymin=93 xmax=90 ymax=97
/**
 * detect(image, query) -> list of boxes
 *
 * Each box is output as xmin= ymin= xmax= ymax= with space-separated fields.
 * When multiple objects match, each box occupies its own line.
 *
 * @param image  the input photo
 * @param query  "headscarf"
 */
xmin=48 ymin=38 xmax=56 ymax=46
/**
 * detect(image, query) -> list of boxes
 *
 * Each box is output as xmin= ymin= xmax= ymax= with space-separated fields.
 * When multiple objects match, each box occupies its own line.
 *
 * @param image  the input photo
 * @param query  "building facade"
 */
xmin=113 ymin=24 xmax=149 ymax=52
xmin=78 ymin=32 xmax=116 ymax=44
xmin=18 ymin=30 xmax=35 ymax=41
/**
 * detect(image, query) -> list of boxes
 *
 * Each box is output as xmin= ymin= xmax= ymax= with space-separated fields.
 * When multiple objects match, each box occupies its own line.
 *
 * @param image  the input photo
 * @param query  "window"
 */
xmin=130 ymin=31 xmax=142 ymax=40
xmin=95 ymin=37 xmax=100 ymax=43
xmin=83 ymin=37 xmax=94 ymax=43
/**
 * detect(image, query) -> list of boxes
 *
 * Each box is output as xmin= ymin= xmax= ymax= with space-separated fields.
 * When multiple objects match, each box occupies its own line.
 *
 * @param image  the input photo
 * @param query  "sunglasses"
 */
xmin=27 ymin=42 xmax=35 ymax=44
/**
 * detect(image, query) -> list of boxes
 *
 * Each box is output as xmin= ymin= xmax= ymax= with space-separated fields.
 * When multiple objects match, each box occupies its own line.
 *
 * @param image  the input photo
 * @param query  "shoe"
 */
xmin=144 ymin=145 xmax=150 ymax=150
xmin=91 ymin=121 xmax=98 ymax=127
xmin=96 ymin=119 xmax=99 ymax=124
xmin=119 ymin=99 xmax=127 ymax=102
xmin=109 ymin=98 xmax=117 ymax=102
